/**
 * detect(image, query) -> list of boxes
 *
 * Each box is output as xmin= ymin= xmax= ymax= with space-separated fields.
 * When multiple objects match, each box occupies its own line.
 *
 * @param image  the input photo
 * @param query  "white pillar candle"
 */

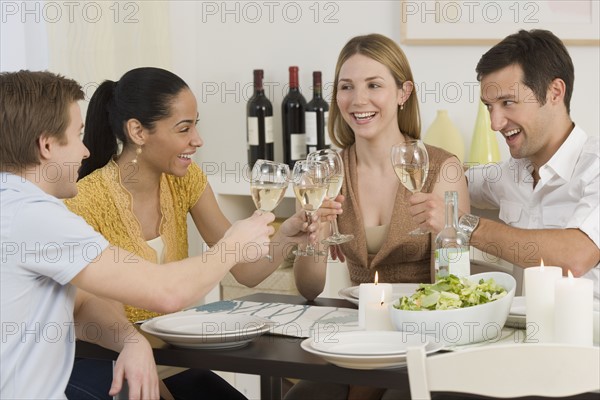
xmin=365 ymin=291 xmax=395 ymax=331
xmin=358 ymin=272 xmax=392 ymax=329
xmin=554 ymin=272 xmax=593 ymax=346
xmin=524 ymin=263 xmax=562 ymax=343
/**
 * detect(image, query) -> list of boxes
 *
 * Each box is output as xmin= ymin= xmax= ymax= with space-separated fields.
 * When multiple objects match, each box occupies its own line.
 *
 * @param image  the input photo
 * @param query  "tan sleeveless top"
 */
xmin=337 ymin=143 xmax=454 ymax=285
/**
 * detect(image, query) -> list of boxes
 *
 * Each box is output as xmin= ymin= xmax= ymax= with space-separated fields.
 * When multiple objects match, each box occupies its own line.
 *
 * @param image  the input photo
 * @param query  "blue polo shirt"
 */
xmin=1 ymin=173 xmax=108 ymax=399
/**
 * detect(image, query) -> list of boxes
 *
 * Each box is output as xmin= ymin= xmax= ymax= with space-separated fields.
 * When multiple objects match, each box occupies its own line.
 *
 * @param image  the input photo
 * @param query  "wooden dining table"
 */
xmin=75 ymin=293 xmax=412 ymax=400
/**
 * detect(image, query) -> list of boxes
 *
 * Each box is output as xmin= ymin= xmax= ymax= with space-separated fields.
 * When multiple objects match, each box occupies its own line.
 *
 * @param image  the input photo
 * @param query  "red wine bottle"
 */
xmin=305 ymin=71 xmax=330 ymax=155
xmin=281 ymin=66 xmax=307 ymax=168
xmin=247 ymin=69 xmax=273 ymax=168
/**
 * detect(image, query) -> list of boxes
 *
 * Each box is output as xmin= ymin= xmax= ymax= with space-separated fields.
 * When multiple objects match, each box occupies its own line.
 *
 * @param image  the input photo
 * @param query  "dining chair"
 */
xmin=407 ymin=344 xmax=600 ymax=399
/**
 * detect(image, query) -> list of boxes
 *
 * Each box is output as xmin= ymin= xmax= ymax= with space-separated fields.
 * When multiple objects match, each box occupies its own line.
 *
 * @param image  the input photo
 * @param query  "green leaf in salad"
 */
xmin=393 ymin=275 xmax=507 ymax=311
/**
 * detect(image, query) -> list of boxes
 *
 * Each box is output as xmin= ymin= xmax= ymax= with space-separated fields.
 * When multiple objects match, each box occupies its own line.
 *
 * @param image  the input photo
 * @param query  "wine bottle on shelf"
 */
xmin=247 ymin=69 xmax=274 ymax=169
xmin=305 ymin=71 xmax=330 ymax=155
xmin=282 ymin=66 xmax=307 ymax=168
xmin=434 ymin=191 xmax=470 ymax=279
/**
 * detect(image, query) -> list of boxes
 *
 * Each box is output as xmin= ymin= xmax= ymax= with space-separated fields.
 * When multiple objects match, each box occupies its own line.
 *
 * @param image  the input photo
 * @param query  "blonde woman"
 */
xmin=290 ymin=34 xmax=469 ymax=400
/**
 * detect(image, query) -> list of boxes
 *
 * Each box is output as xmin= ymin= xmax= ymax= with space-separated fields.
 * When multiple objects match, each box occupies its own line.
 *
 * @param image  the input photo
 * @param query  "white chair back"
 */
xmin=407 ymin=344 xmax=600 ymax=399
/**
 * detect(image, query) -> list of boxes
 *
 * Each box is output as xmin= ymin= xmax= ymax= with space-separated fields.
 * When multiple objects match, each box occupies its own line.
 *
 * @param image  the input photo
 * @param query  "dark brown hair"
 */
xmin=476 ymin=29 xmax=574 ymax=113
xmin=79 ymin=67 xmax=189 ymax=179
xmin=0 ymin=70 xmax=84 ymax=172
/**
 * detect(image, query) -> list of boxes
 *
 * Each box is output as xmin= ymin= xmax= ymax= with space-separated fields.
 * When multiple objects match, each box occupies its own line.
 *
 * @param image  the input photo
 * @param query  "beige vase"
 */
xmin=469 ymin=101 xmax=501 ymax=165
xmin=423 ymin=110 xmax=465 ymax=163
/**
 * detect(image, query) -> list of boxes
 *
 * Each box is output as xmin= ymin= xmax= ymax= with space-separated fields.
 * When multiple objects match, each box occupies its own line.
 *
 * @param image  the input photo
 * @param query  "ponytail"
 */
xmin=79 ymin=80 xmax=119 ymax=179
xmin=79 ymin=67 xmax=189 ymax=180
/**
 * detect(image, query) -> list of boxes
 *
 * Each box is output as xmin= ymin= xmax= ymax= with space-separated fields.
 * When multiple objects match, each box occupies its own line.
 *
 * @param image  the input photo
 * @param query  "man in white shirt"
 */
xmin=409 ymin=29 xmax=599 ymax=299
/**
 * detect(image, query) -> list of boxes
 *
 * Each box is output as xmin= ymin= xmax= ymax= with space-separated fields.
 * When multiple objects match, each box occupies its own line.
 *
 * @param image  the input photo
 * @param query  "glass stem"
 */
xmin=305 ymin=211 xmax=313 ymax=251
xmin=330 ymin=219 xmax=341 ymax=237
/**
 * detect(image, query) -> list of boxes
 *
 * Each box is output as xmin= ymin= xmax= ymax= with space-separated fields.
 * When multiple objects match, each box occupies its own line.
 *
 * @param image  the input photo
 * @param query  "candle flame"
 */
xmin=380 ymin=290 xmax=385 ymax=305
xmin=374 ymin=271 xmax=379 ymax=285
xmin=568 ymin=270 xmax=574 ymax=279
xmin=540 ymin=259 xmax=545 ymax=270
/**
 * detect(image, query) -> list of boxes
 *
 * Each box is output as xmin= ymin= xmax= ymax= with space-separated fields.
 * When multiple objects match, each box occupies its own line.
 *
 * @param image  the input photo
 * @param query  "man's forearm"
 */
xmin=471 ymin=218 xmax=599 ymax=277
xmin=73 ymin=290 xmax=141 ymax=352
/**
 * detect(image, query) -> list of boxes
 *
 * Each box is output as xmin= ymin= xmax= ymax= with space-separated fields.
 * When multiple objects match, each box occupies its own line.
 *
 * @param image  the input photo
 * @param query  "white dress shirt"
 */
xmin=468 ymin=125 xmax=599 ymax=299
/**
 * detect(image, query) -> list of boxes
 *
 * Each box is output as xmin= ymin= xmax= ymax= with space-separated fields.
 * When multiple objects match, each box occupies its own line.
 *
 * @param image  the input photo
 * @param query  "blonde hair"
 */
xmin=329 ymin=34 xmax=421 ymax=149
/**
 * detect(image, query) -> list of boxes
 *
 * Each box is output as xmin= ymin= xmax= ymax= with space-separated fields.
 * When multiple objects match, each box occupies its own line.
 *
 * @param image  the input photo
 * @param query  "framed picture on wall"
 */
xmin=400 ymin=0 xmax=600 ymax=45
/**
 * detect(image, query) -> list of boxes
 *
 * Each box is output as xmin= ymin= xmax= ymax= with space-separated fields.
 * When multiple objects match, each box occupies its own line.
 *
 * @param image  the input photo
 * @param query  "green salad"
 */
xmin=394 ymin=275 xmax=507 ymax=311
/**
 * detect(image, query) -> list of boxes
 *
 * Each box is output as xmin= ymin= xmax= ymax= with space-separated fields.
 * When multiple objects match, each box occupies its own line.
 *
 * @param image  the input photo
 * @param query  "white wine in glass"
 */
xmin=250 ymin=160 xmax=290 ymax=260
xmin=293 ymin=185 xmax=329 ymax=212
xmin=307 ymin=149 xmax=354 ymax=245
xmin=291 ymin=160 xmax=329 ymax=256
xmin=327 ymin=174 xmax=344 ymax=199
xmin=251 ymin=184 xmax=287 ymax=213
xmin=393 ymin=163 xmax=427 ymax=193
xmin=391 ymin=139 xmax=429 ymax=235
xmin=250 ymin=160 xmax=289 ymax=213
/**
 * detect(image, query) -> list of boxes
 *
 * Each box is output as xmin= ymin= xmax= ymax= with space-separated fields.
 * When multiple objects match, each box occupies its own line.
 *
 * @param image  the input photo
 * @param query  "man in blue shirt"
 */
xmin=0 ymin=70 xmax=275 ymax=399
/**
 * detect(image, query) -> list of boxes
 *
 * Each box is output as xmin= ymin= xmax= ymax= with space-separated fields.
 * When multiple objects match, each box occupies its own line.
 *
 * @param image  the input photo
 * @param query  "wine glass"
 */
xmin=390 ymin=139 xmax=429 ymax=235
xmin=291 ymin=160 xmax=329 ymax=256
xmin=250 ymin=160 xmax=290 ymax=260
xmin=307 ymin=149 xmax=354 ymax=245
xmin=250 ymin=160 xmax=290 ymax=214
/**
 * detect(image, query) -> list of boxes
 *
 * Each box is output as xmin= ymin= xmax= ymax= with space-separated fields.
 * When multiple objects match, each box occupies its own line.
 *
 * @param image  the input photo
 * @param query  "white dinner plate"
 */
xmin=310 ymin=330 xmax=429 ymax=356
xmin=141 ymin=316 xmax=273 ymax=349
xmin=301 ymin=333 xmax=444 ymax=370
xmin=152 ymin=313 xmax=266 ymax=336
xmin=338 ymin=283 xmax=420 ymax=306
xmin=504 ymin=296 xmax=526 ymax=328
xmin=510 ymin=296 xmax=526 ymax=316
xmin=504 ymin=296 xmax=600 ymax=339
xmin=504 ymin=297 xmax=600 ymax=331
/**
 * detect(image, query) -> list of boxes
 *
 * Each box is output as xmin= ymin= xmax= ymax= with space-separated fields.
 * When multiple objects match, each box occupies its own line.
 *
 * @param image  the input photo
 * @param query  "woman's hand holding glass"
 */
xmin=391 ymin=139 xmax=430 ymax=235
xmin=291 ymin=160 xmax=330 ymax=256
xmin=307 ymin=149 xmax=354 ymax=245
xmin=222 ymin=211 xmax=275 ymax=263
xmin=250 ymin=160 xmax=290 ymax=259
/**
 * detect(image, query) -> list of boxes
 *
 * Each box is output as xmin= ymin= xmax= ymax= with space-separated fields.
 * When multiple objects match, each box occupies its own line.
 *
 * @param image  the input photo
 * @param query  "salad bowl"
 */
xmin=389 ymin=272 xmax=516 ymax=346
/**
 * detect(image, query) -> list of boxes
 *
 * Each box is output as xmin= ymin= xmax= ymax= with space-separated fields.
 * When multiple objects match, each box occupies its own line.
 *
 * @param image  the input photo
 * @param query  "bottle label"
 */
xmin=265 ymin=116 xmax=274 ymax=144
xmin=291 ymin=134 xmax=307 ymax=160
xmin=435 ymin=247 xmax=470 ymax=278
xmin=305 ymin=111 xmax=317 ymax=146
xmin=248 ymin=116 xmax=274 ymax=145
xmin=247 ymin=117 xmax=259 ymax=145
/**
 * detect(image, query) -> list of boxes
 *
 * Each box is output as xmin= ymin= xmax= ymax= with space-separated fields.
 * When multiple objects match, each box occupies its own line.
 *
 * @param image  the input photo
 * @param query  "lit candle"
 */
xmin=554 ymin=270 xmax=593 ymax=346
xmin=524 ymin=260 xmax=562 ymax=343
xmin=365 ymin=291 xmax=395 ymax=331
xmin=358 ymin=271 xmax=392 ymax=329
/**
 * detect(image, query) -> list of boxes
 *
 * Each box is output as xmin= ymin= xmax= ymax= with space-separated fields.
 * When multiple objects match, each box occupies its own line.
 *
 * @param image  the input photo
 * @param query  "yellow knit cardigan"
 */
xmin=65 ymin=159 xmax=206 ymax=322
